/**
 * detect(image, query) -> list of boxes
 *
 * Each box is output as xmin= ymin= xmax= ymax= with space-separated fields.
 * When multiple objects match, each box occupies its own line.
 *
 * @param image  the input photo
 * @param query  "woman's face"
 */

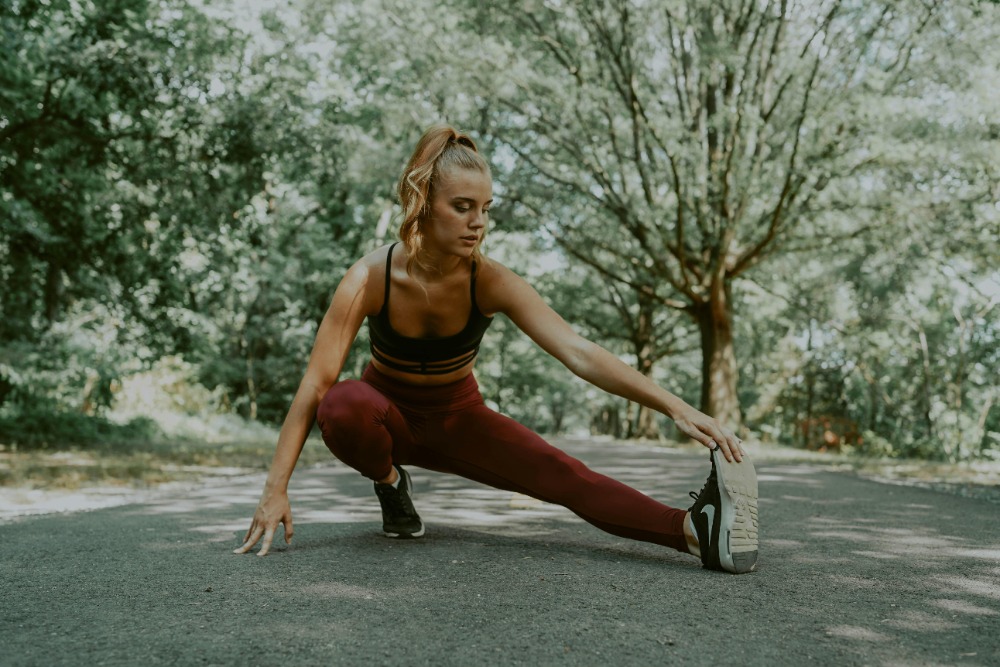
xmin=422 ymin=167 xmax=492 ymax=258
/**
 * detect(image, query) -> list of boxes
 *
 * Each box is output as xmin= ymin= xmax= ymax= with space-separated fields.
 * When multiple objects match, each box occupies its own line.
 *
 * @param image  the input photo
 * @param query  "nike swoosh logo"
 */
xmin=700 ymin=505 xmax=716 ymax=532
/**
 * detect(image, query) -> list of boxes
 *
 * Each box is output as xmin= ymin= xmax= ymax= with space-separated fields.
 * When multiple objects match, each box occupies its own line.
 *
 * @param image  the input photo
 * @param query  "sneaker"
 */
xmin=373 ymin=465 xmax=425 ymax=538
xmin=688 ymin=447 xmax=759 ymax=573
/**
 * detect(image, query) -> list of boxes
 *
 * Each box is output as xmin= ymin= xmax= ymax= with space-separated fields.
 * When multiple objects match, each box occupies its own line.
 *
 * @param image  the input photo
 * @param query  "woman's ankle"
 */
xmin=376 ymin=466 xmax=399 ymax=486
xmin=683 ymin=511 xmax=701 ymax=557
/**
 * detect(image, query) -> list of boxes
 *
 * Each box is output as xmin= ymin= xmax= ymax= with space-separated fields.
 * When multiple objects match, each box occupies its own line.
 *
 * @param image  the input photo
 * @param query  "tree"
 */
xmin=542 ymin=260 xmax=695 ymax=438
xmin=447 ymin=0 xmax=979 ymax=429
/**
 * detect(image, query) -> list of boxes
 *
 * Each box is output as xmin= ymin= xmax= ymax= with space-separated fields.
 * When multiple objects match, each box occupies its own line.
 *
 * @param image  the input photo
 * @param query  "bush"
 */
xmin=0 ymin=406 xmax=162 ymax=450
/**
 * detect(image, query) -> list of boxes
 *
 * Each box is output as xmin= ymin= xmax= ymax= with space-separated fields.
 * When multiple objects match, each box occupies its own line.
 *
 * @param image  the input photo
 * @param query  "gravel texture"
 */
xmin=2 ymin=438 xmax=999 ymax=666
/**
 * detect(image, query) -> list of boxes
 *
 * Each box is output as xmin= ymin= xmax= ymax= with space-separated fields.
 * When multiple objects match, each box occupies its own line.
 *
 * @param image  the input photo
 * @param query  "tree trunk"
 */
xmin=693 ymin=281 xmax=741 ymax=427
xmin=44 ymin=260 xmax=63 ymax=323
xmin=550 ymin=392 xmax=565 ymax=433
xmin=629 ymin=352 xmax=661 ymax=439
xmin=629 ymin=295 xmax=662 ymax=439
xmin=242 ymin=334 xmax=258 ymax=421
xmin=803 ymin=320 xmax=815 ymax=448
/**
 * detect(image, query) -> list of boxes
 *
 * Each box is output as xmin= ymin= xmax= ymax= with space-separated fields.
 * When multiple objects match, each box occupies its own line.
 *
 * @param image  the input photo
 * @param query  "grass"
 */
xmin=0 ymin=405 xmax=336 ymax=490
xmin=0 ymin=435 xmax=334 ymax=490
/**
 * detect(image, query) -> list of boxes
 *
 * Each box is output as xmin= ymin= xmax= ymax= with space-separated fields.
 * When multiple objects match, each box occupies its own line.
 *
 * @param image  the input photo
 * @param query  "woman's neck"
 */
xmin=406 ymin=244 xmax=465 ymax=283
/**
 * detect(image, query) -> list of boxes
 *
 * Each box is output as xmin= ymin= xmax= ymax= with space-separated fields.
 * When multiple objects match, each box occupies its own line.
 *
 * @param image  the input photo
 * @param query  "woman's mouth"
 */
xmin=461 ymin=235 xmax=478 ymax=244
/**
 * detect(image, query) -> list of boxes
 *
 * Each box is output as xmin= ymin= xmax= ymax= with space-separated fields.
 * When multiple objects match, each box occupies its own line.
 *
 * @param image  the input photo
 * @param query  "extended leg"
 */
xmin=414 ymin=405 xmax=689 ymax=552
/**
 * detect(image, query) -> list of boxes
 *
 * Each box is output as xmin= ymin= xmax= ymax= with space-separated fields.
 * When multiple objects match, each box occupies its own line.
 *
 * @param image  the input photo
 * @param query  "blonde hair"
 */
xmin=397 ymin=124 xmax=491 ymax=274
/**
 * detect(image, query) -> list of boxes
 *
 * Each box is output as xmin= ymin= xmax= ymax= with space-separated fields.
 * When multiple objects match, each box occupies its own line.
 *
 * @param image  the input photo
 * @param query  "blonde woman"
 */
xmin=234 ymin=125 xmax=759 ymax=573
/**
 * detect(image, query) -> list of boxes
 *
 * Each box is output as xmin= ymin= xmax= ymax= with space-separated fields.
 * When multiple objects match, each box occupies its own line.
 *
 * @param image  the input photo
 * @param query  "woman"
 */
xmin=234 ymin=125 xmax=759 ymax=574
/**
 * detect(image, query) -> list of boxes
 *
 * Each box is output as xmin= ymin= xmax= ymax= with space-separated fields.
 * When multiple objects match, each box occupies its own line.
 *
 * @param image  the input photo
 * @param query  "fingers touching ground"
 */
xmin=257 ymin=528 xmax=276 ymax=557
xmin=233 ymin=524 xmax=264 ymax=554
xmin=233 ymin=514 xmax=293 ymax=556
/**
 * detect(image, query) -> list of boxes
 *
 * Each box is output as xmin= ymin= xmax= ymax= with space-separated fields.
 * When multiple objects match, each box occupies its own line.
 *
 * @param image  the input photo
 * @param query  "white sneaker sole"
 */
xmin=384 ymin=525 xmax=425 ymax=539
xmin=712 ymin=448 xmax=759 ymax=573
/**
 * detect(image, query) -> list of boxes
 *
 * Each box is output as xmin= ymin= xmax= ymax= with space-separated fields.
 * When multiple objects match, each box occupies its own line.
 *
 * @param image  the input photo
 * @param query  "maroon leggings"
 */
xmin=316 ymin=364 xmax=689 ymax=553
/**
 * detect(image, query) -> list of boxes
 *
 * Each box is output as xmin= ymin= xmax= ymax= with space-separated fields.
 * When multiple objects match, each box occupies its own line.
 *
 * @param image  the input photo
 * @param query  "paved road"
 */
xmin=2 ymin=439 xmax=999 ymax=666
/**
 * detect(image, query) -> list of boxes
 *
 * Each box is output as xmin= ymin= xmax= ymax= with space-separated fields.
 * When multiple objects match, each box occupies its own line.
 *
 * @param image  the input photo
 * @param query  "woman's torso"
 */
xmin=367 ymin=243 xmax=493 ymax=386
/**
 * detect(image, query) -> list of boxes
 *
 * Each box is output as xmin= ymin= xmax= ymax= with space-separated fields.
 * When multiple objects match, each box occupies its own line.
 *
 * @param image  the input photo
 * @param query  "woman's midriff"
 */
xmin=370 ymin=355 xmax=477 ymax=386
xmin=360 ymin=362 xmax=484 ymax=412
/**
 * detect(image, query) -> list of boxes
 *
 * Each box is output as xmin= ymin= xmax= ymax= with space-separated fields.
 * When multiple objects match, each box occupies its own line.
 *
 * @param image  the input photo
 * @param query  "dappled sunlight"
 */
xmin=736 ymin=464 xmax=1000 ymax=665
xmin=5 ymin=439 xmax=999 ymax=666
xmin=851 ymin=550 xmax=901 ymax=560
xmin=805 ymin=516 xmax=999 ymax=562
xmin=882 ymin=609 xmax=962 ymax=632
xmin=300 ymin=581 xmax=381 ymax=601
xmin=30 ymin=441 xmax=989 ymax=667
xmin=147 ymin=464 xmax=583 ymax=541
xmin=758 ymin=461 xmax=1000 ymax=664
xmin=951 ymin=549 xmax=1000 ymax=560
xmin=825 ymin=625 xmax=890 ymax=642
xmin=131 ymin=439 xmax=715 ymax=547
xmin=932 ymin=599 xmax=999 ymax=616
xmin=932 ymin=576 xmax=1000 ymax=602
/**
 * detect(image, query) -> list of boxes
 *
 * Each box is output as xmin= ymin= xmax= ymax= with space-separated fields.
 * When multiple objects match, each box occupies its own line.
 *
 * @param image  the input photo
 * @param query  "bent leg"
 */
xmin=421 ymin=406 xmax=689 ymax=552
xmin=315 ymin=380 xmax=416 ymax=482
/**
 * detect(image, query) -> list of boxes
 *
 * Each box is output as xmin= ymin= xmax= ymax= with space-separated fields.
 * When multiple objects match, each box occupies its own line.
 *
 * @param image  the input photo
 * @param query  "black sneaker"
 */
xmin=373 ymin=465 xmax=425 ymax=539
xmin=688 ymin=447 xmax=758 ymax=573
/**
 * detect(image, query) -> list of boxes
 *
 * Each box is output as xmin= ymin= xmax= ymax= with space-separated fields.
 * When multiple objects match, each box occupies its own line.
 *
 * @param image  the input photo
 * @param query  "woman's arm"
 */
xmin=481 ymin=263 xmax=744 ymax=462
xmin=234 ymin=257 xmax=376 ymax=556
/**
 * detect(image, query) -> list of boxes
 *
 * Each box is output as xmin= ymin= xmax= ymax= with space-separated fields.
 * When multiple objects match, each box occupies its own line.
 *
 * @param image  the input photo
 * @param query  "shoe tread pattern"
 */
xmin=713 ymin=450 xmax=759 ymax=573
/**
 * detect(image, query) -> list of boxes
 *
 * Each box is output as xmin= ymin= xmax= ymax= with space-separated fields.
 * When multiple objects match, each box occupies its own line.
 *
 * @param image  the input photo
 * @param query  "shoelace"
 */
xmin=689 ymin=467 xmax=718 ymax=503
xmin=380 ymin=486 xmax=414 ymax=517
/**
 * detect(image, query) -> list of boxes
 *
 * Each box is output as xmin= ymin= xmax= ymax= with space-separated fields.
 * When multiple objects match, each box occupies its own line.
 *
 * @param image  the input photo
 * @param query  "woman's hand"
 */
xmin=233 ymin=488 xmax=294 ymax=557
xmin=671 ymin=404 xmax=746 ymax=463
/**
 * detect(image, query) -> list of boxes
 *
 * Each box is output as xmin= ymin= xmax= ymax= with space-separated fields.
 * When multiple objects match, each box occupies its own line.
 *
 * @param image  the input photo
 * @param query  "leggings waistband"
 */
xmin=361 ymin=362 xmax=484 ymax=412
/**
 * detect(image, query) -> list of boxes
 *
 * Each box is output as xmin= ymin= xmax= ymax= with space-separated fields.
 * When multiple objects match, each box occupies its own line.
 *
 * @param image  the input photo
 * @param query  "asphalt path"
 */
xmin=2 ymin=438 xmax=999 ymax=666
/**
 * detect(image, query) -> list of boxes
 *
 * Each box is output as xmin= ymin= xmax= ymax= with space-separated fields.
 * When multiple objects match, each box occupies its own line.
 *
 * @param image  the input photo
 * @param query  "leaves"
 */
xmin=1 ymin=0 xmax=997 ymax=460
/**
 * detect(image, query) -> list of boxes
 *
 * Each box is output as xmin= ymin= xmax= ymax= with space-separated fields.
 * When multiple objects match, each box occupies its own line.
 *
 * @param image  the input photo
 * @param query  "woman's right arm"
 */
xmin=233 ymin=257 xmax=376 ymax=556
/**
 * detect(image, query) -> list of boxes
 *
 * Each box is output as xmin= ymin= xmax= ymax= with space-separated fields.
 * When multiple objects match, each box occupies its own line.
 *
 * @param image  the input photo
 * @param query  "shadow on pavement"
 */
xmin=2 ymin=438 xmax=998 ymax=666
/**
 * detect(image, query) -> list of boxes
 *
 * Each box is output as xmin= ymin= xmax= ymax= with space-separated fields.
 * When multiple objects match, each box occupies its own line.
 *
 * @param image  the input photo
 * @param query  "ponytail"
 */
xmin=397 ymin=125 xmax=491 ymax=274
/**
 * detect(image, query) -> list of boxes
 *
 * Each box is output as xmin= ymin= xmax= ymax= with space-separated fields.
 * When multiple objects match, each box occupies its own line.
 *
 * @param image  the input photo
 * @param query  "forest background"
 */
xmin=1 ymin=0 xmax=998 ymax=486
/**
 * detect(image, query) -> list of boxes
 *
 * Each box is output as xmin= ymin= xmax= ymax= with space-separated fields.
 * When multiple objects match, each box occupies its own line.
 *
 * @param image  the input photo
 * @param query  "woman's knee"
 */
xmin=316 ymin=381 xmax=388 ymax=443
xmin=318 ymin=380 xmax=378 ymax=421
xmin=314 ymin=381 xmax=399 ymax=479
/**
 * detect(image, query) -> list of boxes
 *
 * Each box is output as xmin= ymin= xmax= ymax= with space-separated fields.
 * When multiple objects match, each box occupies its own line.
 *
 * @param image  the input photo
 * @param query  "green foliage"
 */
xmin=1 ymin=0 xmax=997 ymax=464
xmin=476 ymin=313 xmax=581 ymax=434
xmin=0 ymin=404 xmax=161 ymax=450
xmin=738 ymin=209 xmax=999 ymax=461
xmin=1 ymin=0 xmax=237 ymax=342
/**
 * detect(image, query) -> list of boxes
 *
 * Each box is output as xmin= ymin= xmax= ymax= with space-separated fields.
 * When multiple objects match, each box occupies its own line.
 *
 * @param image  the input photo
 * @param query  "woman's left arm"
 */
xmin=482 ymin=263 xmax=745 ymax=462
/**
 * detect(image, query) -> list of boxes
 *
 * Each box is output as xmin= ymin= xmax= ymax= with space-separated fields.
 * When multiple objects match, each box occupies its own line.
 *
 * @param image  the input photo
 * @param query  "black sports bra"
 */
xmin=368 ymin=243 xmax=494 ymax=375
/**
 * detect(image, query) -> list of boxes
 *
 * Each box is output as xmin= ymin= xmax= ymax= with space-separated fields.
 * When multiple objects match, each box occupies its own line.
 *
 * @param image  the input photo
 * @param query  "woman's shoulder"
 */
xmin=358 ymin=242 xmax=396 ymax=268
xmin=345 ymin=243 xmax=395 ymax=280
xmin=333 ymin=244 xmax=396 ymax=312
xmin=476 ymin=254 xmax=512 ymax=278
xmin=475 ymin=256 xmax=534 ymax=315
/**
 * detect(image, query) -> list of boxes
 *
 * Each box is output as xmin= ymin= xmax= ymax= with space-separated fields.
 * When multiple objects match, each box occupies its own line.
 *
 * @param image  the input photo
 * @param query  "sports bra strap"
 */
xmin=383 ymin=242 xmax=397 ymax=305
xmin=470 ymin=260 xmax=478 ymax=307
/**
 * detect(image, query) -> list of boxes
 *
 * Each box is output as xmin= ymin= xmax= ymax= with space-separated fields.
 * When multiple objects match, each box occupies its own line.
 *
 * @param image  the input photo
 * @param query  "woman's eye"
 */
xmin=455 ymin=206 xmax=470 ymax=213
